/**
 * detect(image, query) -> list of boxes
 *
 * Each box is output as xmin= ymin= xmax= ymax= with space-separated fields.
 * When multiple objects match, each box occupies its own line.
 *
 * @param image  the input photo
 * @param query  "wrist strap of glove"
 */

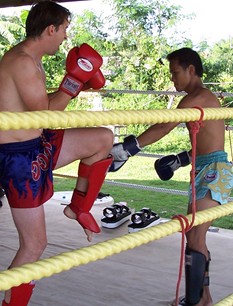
xmin=123 ymin=135 xmax=141 ymax=156
xmin=177 ymin=151 xmax=191 ymax=167
xmin=59 ymin=74 xmax=84 ymax=97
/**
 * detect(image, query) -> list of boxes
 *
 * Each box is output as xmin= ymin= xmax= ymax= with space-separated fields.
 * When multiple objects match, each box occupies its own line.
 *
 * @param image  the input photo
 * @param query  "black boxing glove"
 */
xmin=154 ymin=151 xmax=191 ymax=181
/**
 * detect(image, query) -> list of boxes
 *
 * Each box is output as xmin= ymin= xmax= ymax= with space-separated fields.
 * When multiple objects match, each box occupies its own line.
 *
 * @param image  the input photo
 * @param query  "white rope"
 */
xmin=95 ymin=89 xmax=233 ymax=98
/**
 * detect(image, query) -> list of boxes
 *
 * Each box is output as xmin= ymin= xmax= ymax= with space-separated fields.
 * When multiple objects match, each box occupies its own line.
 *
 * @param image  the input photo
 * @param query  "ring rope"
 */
xmin=0 ymin=202 xmax=233 ymax=292
xmin=97 ymin=89 xmax=233 ymax=99
xmin=0 ymin=108 xmax=233 ymax=130
xmin=215 ymin=294 xmax=233 ymax=306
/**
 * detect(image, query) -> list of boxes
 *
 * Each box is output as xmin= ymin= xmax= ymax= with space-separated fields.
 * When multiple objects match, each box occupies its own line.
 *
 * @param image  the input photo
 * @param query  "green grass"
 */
xmin=53 ymin=156 xmax=233 ymax=230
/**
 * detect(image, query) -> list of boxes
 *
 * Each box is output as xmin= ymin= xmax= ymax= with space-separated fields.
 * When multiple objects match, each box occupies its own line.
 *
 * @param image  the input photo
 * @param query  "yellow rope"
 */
xmin=215 ymin=294 xmax=233 ymax=306
xmin=0 ymin=107 xmax=233 ymax=130
xmin=0 ymin=202 xmax=233 ymax=291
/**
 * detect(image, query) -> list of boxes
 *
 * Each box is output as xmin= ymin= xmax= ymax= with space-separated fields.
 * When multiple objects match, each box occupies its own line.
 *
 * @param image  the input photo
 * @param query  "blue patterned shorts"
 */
xmin=0 ymin=129 xmax=64 ymax=208
xmin=188 ymin=151 xmax=233 ymax=204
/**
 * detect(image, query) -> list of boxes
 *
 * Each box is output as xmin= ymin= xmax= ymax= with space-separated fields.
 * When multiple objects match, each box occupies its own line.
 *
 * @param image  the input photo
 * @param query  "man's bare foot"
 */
xmin=84 ymin=228 xmax=93 ymax=242
xmin=63 ymin=205 xmax=76 ymax=219
xmin=63 ymin=206 xmax=93 ymax=242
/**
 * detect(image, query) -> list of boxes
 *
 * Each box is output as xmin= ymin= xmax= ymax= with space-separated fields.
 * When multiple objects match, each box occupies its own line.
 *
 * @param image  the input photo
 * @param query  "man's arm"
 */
xmin=137 ymin=95 xmax=193 ymax=147
xmin=137 ymin=122 xmax=179 ymax=148
xmin=109 ymin=122 xmax=178 ymax=172
xmin=12 ymin=54 xmax=51 ymax=111
xmin=47 ymin=91 xmax=71 ymax=111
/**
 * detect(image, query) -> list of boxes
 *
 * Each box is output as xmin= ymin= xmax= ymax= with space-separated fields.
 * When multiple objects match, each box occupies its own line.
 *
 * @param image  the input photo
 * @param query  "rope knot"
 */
xmin=172 ymin=214 xmax=192 ymax=233
xmin=172 ymin=213 xmax=194 ymax=306
xmin=189 ymin=106 xmax=204 ymax=134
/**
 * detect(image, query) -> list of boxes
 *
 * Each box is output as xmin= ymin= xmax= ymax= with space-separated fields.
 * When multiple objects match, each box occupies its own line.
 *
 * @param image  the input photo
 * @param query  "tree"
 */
xmin=69 ymin=10 xmax=109 ymax=53
xmin=0 ymin=13 xmax=25 ymax=57
xmin=99 ymin=1 xmax=184 ymax=119
xmin=202 ymin=39 xmax=233 ymax=95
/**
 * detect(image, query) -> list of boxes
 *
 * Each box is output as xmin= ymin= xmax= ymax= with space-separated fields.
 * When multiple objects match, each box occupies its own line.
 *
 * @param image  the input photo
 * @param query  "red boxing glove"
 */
xmin=83 ymin=69 xmax=105 ymax=91
xmin=59 ymin=43 xmax=103 ymax=97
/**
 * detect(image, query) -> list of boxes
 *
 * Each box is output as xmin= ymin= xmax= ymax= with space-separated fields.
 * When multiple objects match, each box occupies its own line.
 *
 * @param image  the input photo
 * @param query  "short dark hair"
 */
xmin=26 ymin=0 xmax=71 ymax=38
xmin=166 ymin=47 xmax=203 ymax=77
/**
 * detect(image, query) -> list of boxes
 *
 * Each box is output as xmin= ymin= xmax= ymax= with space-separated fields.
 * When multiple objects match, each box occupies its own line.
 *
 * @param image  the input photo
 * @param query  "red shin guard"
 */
xmin=69 ymin=156 xmax=113 ymax=232
xmin=2 ymin=282 xmax=35 ymax=306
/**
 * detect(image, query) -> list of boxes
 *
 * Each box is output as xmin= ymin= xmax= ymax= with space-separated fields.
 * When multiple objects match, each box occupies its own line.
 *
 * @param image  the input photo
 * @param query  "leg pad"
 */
xmin=69 ymin=156 xmax=113 ymax=232
xmin=2 ymin=282 xmax=35 ymax=306
xmin=185 ymin=247 xmax=207 ymax=305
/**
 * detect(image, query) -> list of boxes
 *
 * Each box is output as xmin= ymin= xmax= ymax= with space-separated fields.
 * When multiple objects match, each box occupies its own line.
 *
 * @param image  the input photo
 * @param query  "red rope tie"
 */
xmin=189 ymin=106 xmax=204 ymax=228
xmin=172 ymin=106 xmax=204 ymax=306
xmin=189 ymin=105 xmax=205 ymax=135
xmin=171 ymin=214 xmax=188 ymax=306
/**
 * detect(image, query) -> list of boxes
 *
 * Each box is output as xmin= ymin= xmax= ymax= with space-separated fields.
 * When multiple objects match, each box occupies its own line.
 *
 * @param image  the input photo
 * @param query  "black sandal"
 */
xmin=128 ymin=208 xmax=160 ymax=233
xmin=101 ymin=203 xmax=131 ymax=229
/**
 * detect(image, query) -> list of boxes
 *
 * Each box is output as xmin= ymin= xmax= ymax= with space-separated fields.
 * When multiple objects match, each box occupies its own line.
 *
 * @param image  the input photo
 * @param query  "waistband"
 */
xmin=196 ymin=151 xmax=228 ymax=167
xmin=0 ymin=137 xmax=41 ymax=153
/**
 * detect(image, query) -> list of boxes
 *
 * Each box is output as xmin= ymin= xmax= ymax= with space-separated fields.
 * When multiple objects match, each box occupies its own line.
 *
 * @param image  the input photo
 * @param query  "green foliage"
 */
xmin=0 ymin=14 xmax=25 ymax=56
xmin=65 ymin=94 xmax=99 ymax=111
xmin=144 ymin=126 xmax=190 ymax=153
xmin=20 ymin=9 xmax=29 ymax=26
xmin=43 ymin=51 xmax=66 ymax=89
xmin=70 ymin=11 xmax=108 ymax=51
xmin=202 ymin=40 xmax=233 ymax=94
xmin=108 ymin=0 xmax=181 ymax=37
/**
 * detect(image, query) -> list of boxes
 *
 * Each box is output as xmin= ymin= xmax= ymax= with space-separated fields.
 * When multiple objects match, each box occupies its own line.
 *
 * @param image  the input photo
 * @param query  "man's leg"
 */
xmin=65 ymin=156 xmax=113 ymax=230
xmin=3 ymin=206 xmax=47 ymax=305
xmin=182 ymin=192 xmax=218 ymax=306
xmin=177 ymin=246 xmax=210 ymax=306
xmin=55 ymin=127 xmax=114 ymax=241
xmin=2 ymin=283 xmax=36 ymax=306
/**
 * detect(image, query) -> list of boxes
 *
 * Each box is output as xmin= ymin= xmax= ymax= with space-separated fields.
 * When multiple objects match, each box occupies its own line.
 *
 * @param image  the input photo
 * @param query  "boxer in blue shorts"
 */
xmin=0 ymin=130 xmax=64 ymax=209
xmin=0 ymin=2 xmax=113 ymax=305
xmin=110 ymin=48 xmax=233 ymax=305
xmin=189 ymin=151 xmax=233 ymax=206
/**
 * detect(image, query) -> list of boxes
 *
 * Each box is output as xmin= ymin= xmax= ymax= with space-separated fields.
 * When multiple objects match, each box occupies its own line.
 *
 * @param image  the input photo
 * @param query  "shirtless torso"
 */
xmin=0 ymin=19 xmax=70 ymax=144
